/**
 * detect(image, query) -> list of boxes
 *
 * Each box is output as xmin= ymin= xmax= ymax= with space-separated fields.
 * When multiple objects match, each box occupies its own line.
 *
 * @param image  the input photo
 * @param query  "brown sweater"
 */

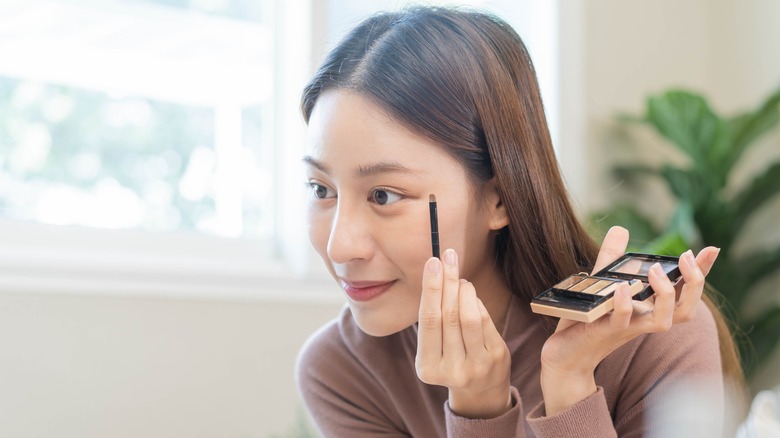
xmin=296 ymin=294 xmax=723 ymax=437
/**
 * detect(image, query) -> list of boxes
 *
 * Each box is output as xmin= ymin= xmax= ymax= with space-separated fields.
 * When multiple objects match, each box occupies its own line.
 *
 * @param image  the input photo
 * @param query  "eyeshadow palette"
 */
xmin=530 ymin=253 xmax=681 ymax=323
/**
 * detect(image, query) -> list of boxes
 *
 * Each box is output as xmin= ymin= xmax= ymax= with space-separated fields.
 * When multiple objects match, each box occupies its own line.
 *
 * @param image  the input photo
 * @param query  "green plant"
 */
xmin=588 ymin=87 xmax=780 ymax=378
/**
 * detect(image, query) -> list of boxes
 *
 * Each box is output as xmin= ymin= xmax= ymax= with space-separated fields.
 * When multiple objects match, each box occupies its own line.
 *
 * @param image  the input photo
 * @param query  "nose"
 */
xmin=327 ymin=203 xmax=375 ymax=264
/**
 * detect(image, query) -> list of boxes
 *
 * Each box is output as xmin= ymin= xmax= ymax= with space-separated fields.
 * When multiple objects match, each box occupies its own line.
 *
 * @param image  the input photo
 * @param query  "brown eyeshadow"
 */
xmin=554 ymin=274 xmax=586 ymax=290
xmin=569 ymin=277 xmax=598 ymax=292
xmin=594 ymin=281 xmax=620 ymax=296
xmin=582 ymin=279 xmax=612 ymax=295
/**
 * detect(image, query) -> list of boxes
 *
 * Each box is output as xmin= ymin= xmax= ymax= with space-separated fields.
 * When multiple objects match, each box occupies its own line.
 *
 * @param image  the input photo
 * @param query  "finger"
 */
xmin=674 ymin=247 xmax=718 ymax=293
xmin=592 ymin=226 xmax=630 ymax=274
xmin=674 ymin=250 xmax=706 ymax=322
xmin=695 ymin=246 xmax=720 ymax=277
xmin=609 ymin=282 xmax=633 ymax=331
xmin=477 ymin=298 xmax=505 ymax=353
xmin=554 ymin=318 xmax=578 ymax=334
xmin=458 ymin=281 xmax=485 ymax=357
xmin=441 ymin=249 xmax=466 ymax=360
xmin=648 ymin=263 xmax=675 ymax=331
xmin=418 ymin=257 xmax=444 ymax=363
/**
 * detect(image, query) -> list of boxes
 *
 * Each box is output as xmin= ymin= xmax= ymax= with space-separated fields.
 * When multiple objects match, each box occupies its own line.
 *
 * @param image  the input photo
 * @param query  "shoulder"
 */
xmin=295 ymin=304 xmax=417 ymax=399
xmin=294 ymin=306 xmax=371 ymax=428
xmin=295 ymin=305 xmax=415 ymax=434
xmin=295 ymin=305 xmax=357 ymax=390
xmin=295 ymin=311 xmax=341 ymax=382
xmin=296 ymin=305 xmax=411 ymax=376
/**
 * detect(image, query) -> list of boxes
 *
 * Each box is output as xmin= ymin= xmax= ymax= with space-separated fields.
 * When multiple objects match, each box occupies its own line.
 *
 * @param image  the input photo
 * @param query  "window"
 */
xmin=0 ymin=0 xmax=334 ymax=299
xmin=0 ymin=0 xmax=272 ymax=238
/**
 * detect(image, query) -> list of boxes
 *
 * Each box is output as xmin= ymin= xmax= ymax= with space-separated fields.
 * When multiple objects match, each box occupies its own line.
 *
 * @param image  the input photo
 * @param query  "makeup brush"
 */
xmin=429 ymin=194 xmax=439 ymax=258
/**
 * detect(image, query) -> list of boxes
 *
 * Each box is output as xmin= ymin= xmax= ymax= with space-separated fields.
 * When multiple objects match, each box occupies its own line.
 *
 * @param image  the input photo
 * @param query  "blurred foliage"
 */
xmin=588 ymin=87 xmax=780 ymax=378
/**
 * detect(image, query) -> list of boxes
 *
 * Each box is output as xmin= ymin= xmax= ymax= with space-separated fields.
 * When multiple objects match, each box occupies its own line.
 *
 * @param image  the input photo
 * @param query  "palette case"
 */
xmin=530 ymin=252 xmax=681 ymax=323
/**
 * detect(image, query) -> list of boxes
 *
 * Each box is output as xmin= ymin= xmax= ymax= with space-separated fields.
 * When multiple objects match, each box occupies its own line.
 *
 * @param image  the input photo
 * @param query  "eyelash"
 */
xmin=305 ymin=182 xmax=405 ymax=206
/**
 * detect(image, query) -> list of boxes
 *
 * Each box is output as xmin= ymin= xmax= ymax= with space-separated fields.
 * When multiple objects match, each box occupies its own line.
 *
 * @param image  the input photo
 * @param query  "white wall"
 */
xmin=0 ymin=291 xmax=344 ymax=437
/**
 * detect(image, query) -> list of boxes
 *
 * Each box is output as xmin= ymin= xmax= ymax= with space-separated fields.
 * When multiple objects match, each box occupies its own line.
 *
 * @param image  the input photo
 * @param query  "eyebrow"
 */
xmin=302 ymin=156 xmax=418 ymax=178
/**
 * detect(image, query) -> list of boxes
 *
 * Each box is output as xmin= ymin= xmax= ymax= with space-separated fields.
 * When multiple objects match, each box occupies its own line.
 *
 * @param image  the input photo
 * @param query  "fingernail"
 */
xmin=651 ymin=263 xmax=663 ymax=276
xmin=683 ymin=250 xmax=695 ymax=266
xmin=444 ymin=249 xmax=457 ymax=266
xmin=427 ymin=257 xmax=441 ymax=274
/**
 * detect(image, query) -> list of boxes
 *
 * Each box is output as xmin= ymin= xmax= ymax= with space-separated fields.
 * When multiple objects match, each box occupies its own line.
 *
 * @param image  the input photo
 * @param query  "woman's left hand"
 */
xmin=539 ymin=226 xmax=720 ymax=416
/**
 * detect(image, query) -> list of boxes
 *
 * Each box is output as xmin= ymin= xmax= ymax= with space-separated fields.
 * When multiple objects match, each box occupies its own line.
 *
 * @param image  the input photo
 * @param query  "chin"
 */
xmin=351 ymin=308 xmax=416 ymax=337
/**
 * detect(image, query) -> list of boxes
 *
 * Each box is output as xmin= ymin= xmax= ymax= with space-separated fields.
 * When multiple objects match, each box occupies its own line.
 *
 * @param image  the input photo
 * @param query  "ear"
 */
xmin=481 ymin=178 xmax=509 ymax=231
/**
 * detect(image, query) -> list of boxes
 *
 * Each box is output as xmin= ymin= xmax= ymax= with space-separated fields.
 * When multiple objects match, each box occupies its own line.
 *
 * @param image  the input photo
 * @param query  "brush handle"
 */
xmin=429 ymin=200 xmax=440 ymax=258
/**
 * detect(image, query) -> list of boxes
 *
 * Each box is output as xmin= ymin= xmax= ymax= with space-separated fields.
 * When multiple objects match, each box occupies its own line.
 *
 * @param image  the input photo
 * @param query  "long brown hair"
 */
xmin=300 ymin=5 xmax=743 ymax=395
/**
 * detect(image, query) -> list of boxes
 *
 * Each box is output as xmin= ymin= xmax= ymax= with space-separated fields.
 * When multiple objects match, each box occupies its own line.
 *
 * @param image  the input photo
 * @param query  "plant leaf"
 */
xmin=729 ymin=87 xmax=780 ymax=167
xmin=658 ymin=165 xmax=733 ymax=249
xmin=745 ymin=306 xmax=780 ymax=376
xmin=741 ymin=246 xmax=780 ymax=290
xmin=645 ymin=90 xmax=728 ymax=183
xmin=706 ymin=256 xmax=748 ymax=310
xmin=640 ymin=231 xmax=689 ymax=256
xmin=613 ymin=164 xmax=659 ymax=181
xmin=667 ymin=201 xmax=700 ymax=247
xmin=732 ymin=162 xmax=780 ymax=236
xmin=659 ymin=164 xmax=710 ymax=208
xmin=586 ymin=205 xmax=658 ymax=250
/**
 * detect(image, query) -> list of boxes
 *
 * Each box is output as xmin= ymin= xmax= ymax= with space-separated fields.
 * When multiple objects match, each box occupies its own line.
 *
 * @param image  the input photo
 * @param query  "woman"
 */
xmin=296 ymin=6 xmax=739 ymax=437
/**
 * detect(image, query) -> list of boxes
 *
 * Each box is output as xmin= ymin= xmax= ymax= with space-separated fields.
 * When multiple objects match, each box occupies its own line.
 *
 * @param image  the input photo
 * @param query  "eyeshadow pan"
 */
xmin=582 ymin=279 xmax=612 ymax=295
xmin=610 ymin=257 xmax=678 ymax=276
xmin=594 ymin=281 xmax=620 ymax=296
xmin=569 ymin=277 xmax=598 ymax=292
xmin=554 ymin=274 xmax=586 ymax=290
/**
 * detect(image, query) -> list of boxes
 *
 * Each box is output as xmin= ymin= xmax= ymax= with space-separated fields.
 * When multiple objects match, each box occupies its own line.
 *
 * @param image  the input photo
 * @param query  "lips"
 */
xmin=340 ymin=279 xmax=397 ymax=302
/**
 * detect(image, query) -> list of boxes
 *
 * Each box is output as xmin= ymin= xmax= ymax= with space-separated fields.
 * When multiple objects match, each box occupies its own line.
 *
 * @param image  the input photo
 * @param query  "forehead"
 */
xmin=305 ymin=90 xmax=460 ymax=174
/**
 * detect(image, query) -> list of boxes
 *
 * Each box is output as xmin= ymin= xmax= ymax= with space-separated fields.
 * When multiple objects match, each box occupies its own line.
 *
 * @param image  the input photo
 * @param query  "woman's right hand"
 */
xmin=414 ymin=248 xmax=512 ymax=419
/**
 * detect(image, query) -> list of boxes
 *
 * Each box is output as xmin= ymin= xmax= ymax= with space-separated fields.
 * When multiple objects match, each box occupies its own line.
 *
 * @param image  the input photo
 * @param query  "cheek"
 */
xmin=377 ymin=211 xmax=432 ymax=280
xmin=306 ymin=205 xmax=331 ymax=257
xmin=437 ymin=209 xmax=471 ymax=255
xmin=436 ymin=205 xmax=490 ymax=276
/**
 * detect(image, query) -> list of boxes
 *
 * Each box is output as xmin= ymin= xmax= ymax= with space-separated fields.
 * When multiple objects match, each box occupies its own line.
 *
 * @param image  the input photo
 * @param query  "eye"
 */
xmin=308 ymin=182 xmax=335 ymax=199
xmin=369 ymin=188 xmax=403 ymax=206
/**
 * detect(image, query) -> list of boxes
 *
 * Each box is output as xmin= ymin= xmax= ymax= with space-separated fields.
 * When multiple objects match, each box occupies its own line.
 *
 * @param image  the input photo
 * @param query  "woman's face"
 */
xmin=304 ymin=90 xmax=502 ymax=336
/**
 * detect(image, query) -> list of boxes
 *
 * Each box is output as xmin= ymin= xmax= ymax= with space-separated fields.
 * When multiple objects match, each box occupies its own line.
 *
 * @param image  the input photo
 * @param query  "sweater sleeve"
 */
xmin=525 ymin=300 xmax=723 ymax=437
xmin=526 ymin=387 xmax=615 ymax=437
xmin=444 ymin=386 xmax=526 ymax=437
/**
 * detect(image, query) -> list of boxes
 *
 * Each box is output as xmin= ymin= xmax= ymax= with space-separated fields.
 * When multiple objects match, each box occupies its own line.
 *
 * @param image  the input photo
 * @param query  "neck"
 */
xmin=470 ymin=262 xmax=512 ymax=334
